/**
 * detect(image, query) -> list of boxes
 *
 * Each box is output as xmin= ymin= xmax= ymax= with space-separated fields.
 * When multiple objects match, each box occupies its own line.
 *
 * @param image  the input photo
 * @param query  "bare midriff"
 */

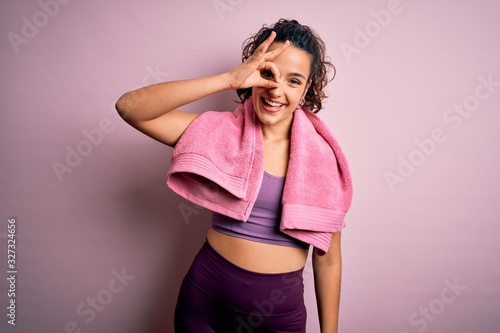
xmin=206 ymin=227 xmax=309 ymax=274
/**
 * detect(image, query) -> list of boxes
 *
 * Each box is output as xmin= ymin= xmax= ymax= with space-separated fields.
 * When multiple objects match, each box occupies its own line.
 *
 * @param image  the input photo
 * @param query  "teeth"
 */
xmin=265 ymin=99 xmax=283 ymax=107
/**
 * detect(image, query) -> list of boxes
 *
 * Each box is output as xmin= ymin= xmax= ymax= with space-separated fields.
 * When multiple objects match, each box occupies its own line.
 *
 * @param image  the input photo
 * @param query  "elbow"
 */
xmin=313 ymin=254 xmax=341 ymax=269
xmin=115 ymin=93 xmax=132 ymax=121
xmin=313 ymin=247 xmax=342 ymax=267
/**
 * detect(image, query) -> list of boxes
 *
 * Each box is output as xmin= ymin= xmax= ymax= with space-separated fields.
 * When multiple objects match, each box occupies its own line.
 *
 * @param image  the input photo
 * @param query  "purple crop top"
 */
xmin=212 ymin=171 xmax=310 ymax=250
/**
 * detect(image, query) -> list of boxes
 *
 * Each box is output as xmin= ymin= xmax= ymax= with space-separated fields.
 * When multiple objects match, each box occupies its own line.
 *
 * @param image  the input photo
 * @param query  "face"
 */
xmin=252 ymin=43 xmax=312 ymax=133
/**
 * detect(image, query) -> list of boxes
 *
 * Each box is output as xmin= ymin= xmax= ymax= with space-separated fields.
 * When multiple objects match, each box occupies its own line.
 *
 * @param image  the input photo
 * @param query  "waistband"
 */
xmin=186 ymin=240 xmax=305 ymax=313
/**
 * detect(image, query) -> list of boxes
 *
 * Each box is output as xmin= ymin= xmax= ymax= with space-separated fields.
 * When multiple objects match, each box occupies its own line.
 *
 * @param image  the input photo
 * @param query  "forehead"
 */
xmin=267 ymin=42 xmax=311 ymax=78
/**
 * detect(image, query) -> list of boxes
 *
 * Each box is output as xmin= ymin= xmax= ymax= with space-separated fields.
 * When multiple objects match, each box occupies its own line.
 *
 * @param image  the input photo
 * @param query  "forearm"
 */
xmin=115 ymin=32 xmax=288 ymax=124
xmin=314 ymin=264 xmax=342 ymax=331
xmin=115 ymin=73 xmax=231 ymax=123
xmin=313 ymin=231 xmax=342 ymax=333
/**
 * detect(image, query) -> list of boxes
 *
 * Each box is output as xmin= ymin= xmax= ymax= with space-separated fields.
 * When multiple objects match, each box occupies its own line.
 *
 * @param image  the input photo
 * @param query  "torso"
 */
xmin=206 ymin=137 xmax=309 ymax=274
xmin=207 ymin=228 xmax=308 ymax=273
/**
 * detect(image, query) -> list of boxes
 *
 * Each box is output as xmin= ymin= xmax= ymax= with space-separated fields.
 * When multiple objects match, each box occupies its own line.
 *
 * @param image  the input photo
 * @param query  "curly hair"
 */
xmin=237 ymin=19 xmax=335 ymax=114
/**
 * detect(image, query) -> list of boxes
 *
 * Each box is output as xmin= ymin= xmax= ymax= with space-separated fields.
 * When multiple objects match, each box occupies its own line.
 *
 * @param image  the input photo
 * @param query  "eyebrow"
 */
xmin=287 ymin=72 xmax=307 ymax=80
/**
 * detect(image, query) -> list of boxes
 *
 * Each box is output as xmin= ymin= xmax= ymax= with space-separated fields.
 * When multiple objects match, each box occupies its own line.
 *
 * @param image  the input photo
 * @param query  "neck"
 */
xmin=261 ymin=112 xmax=294 ymax=142
xmin=262 ymin=122 xmax=292 ymax=142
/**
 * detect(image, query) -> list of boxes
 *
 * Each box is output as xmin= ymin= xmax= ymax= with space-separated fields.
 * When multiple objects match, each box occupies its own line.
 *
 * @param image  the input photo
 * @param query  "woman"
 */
xmin=116 ymin=19 xmax=352 ymax=333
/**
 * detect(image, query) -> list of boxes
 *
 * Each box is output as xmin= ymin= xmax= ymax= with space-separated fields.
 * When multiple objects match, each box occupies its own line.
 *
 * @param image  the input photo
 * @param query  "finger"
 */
xmin=259 ymin=79 xmax=280 ymax=89
xmin=264 ymin=30 xmax=277 ymax=45
xmin=255 ymin=74 xmax=280 ymax=89
xmin=259 ymin=61 xmax=281 ymax=83
xmin=263 ymin=40 xmax=290 ymax=61
xmin=255 ymin=31 xmax=277 ymax=57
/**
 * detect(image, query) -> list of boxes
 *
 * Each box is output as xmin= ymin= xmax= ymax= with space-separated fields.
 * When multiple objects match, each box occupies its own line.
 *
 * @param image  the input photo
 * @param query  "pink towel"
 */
xmin=166 ymin=99 xmax=352 ymax=253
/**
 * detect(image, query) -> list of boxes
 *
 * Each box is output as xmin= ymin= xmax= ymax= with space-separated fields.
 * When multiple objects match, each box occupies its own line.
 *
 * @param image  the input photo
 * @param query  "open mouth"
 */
xmin=262 ymin=98 xmax=286 ymax=111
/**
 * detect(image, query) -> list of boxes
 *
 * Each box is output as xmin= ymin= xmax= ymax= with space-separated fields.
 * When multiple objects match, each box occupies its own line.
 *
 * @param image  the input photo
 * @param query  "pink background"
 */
xmin=1 ymin=0 xmax=500 ymax=332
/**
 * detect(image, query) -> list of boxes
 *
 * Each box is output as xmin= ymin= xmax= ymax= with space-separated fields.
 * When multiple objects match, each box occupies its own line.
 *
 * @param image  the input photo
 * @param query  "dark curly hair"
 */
xmin=237 ymin=19 xmax=335 ymax=113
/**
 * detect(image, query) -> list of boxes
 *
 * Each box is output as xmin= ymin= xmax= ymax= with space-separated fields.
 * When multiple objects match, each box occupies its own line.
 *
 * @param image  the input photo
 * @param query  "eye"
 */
xmin=290 ymin=79 xmax=301 ymax=85
xmin=260 ymin=70 xmax=274 ymax=79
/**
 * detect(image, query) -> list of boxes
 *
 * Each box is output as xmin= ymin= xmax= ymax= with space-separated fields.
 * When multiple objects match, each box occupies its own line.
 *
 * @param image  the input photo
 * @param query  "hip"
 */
xmin=183 ymin=239 xmax=306 ymax=313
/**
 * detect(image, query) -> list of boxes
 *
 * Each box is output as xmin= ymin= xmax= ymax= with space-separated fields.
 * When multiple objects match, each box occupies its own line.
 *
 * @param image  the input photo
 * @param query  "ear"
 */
xmin=301 ymin=80 xmax=312 ymax=100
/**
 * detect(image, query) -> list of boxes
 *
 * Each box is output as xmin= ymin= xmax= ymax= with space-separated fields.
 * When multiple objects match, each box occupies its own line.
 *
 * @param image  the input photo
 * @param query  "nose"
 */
xmin=267 ymin=81 xmax=283 ymax=98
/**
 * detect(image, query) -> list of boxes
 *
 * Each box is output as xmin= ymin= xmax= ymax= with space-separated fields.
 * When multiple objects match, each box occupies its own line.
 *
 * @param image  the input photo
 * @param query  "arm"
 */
xmin=115 ymin=75 xmax=228 ymax=146
xmin=115 ymin=32 xmax=290 ymax=147
xmin=312 ymin=231 xmax=342 ymax=333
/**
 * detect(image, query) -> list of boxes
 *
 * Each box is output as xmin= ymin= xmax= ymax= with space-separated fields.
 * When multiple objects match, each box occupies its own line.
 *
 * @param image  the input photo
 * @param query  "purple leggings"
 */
xmin=174 ymin=241 xmax=307 ymax=333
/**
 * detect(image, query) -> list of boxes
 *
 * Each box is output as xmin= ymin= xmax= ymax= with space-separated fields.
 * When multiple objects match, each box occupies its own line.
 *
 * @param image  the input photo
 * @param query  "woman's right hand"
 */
xmin=226 ymin=31 xmax=290 ymax=90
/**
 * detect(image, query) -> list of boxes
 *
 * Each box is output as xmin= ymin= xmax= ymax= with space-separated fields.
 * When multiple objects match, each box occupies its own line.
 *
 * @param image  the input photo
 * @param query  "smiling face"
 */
xmin=252 ymin=43 xmax=312 ymax=136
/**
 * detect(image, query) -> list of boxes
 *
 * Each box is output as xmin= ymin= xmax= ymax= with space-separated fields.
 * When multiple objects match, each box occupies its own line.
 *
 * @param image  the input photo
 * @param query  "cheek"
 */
xmin=252 ymin=91 xmax=260 ymax=106
xmin=286 ymin=88 xmax=304 ymax=104
xmin=252 ymin=86 xmax=264 ymax=95
xmin=252 ymin=87 xmax=264 ymax=102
